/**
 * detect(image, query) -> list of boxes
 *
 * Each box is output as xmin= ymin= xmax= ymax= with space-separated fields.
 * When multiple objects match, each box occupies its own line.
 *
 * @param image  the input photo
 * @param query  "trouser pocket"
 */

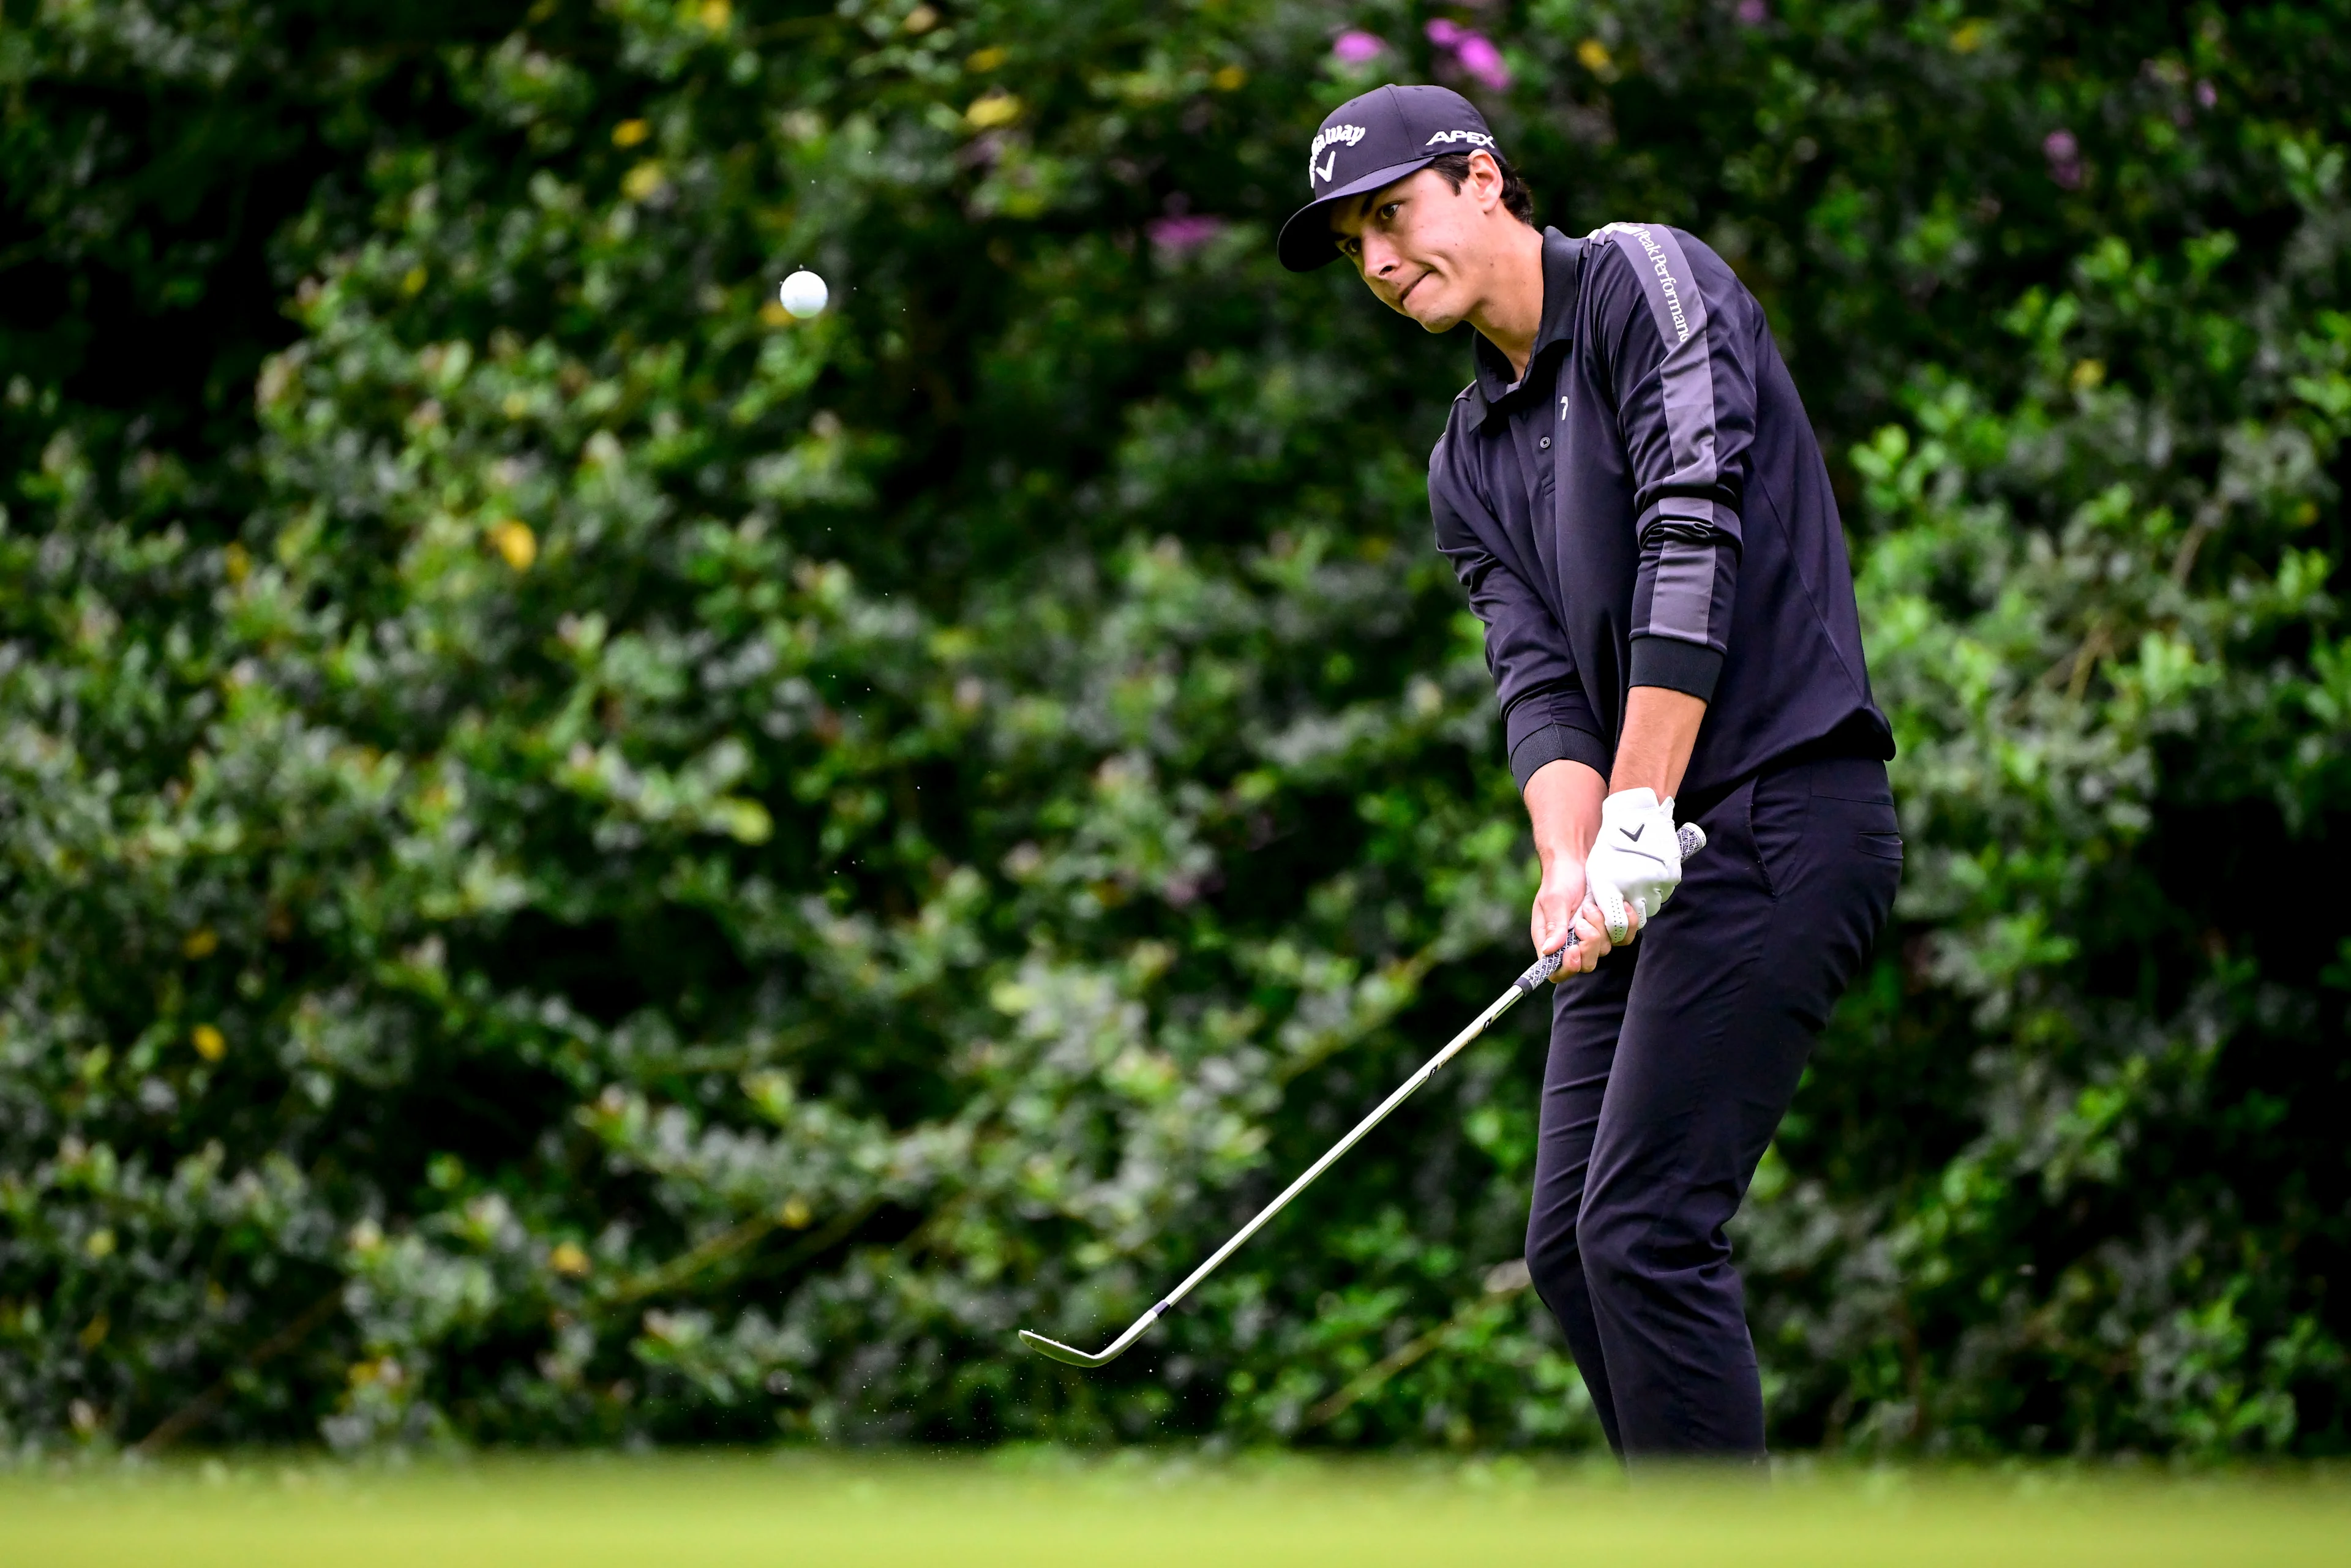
xmin=1745 ymin=762 xmax=1809 ymax=901
xmin=1741 ymin=756 xmax=1902 ymax=1007
xmin=1803 ymin=757 xmax=1903 ymax=956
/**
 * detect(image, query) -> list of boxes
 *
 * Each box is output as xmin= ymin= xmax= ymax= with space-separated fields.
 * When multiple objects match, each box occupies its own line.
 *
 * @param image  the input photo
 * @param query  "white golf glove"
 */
xmin=1584 ymin=787 xmax=1686 ymax=944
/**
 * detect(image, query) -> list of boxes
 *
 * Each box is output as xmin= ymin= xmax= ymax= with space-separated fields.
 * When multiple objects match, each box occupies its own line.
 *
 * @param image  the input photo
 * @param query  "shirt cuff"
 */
xmin=1629 ymin=635 xmax=1725 ymax=703
xmin=1509 ymin=722 xmax=1611 ymax=793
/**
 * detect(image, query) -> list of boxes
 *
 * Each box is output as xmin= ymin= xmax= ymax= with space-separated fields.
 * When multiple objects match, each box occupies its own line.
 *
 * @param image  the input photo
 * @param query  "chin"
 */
xmin=1397 ymin=280 xmax=1461 ymax=331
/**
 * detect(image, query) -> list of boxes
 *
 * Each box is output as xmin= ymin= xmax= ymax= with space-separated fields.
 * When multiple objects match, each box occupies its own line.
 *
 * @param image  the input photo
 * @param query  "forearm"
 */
xmin=1521 ymin=757 xmax=1605 ymax=961
xmin=1609 ymin=686 xmax=1708 ymax=800
xmin=1524 ymin=757 xmax=1605 ymax=871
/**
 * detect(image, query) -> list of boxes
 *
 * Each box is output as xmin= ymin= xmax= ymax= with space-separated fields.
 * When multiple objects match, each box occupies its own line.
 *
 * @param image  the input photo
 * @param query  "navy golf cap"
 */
xmin=1277 ymin=84 xmax=1503 ymax=272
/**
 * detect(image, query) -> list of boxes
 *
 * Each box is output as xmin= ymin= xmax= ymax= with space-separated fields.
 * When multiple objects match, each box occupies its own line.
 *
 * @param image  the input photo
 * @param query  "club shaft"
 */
xmin=1026 ymin=821 xmax=1708 ymax=1367
xmin=1076 ymin=977 xmax=1535 ymax=1363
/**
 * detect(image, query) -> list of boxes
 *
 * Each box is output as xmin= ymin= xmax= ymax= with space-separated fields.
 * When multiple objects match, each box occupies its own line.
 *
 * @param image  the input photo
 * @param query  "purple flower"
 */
xmin=1453 ymin=34 xmax=1510 ymax=89
xmin=1736 ymin=0 xmax=1769 ymax=23
xmin=1426 ymin=18 xmax=1512 ymax=92
xmin=1146 ymin=214 xmax=1227 ymax=255
xmin=2195 ymin=78 xmax=2217 ymax=108
xmin=2042 ymin=128 xmax=2083 ymax=190
xmin=1331 ymin=31 xmax=1387 ymax=66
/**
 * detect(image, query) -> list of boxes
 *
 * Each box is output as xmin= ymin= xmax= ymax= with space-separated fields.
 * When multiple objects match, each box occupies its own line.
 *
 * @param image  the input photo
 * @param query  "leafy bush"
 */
xmin=1 ymin=0 xmax=2345 ymax=1456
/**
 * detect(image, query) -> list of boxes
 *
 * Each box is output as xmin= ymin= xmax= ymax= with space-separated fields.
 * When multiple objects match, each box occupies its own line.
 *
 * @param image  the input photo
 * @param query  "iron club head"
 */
xmin=1017 ymin=1329 xmax=1118 ymax=1367
xmin=1018 ymin=1301 xmax=1170 ymax=1367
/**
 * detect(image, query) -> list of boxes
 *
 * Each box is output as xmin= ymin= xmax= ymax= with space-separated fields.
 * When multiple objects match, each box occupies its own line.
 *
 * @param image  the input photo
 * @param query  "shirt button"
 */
xmin=1539 ymin=436 xmax=1552 ymax=449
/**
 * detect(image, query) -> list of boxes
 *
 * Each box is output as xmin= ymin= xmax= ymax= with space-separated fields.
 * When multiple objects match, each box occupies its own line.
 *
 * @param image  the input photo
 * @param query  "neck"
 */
xmin=1464 ymin=220 xmax=1548 ymax=381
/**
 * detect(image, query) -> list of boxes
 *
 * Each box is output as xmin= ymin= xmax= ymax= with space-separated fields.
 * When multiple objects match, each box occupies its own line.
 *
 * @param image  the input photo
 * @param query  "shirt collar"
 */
xmin=1470 ymin=226 xmax=1581 ymax=415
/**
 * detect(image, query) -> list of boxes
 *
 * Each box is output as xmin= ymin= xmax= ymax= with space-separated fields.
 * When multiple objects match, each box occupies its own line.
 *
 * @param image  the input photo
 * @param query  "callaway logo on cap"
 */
xmin=1278 ymin=83 xmax=1504 ymax=272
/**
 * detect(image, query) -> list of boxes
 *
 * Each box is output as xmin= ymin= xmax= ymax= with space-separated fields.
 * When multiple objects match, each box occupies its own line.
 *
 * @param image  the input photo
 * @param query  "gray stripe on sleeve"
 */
xmin=1646 ymin=537 xmax=1720 ymax=645
xmin=1595 ymin=223 xmax=1720 ymax=498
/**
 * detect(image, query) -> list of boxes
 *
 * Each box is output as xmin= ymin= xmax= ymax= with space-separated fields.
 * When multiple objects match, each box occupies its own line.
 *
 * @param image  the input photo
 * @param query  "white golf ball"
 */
xmin=778 ymin=270 xmax=828 ymax=319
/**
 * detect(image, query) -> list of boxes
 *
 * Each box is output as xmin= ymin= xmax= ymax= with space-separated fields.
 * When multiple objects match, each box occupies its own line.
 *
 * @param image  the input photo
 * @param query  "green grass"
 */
xmin=2 ymin=1454 xmax=2346 ymax=1566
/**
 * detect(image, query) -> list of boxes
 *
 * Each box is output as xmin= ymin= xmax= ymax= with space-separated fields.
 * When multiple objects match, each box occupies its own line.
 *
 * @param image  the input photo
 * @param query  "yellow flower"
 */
xmin=779 ymin=1197 xmax=814 ymax=1228
xmin=84 ymin=1231 xmax=116 ymax=1261
xmin=1577 ymin=38 xmax=1614 ymax=73
xmin=903 ymin=4 xmax=939 ymax=33
xmin=696 ymin=0 xmax=730 ymax=32
xmin=223 ymin=544 xmax=250 ymax=585
xmin=717 ymin=798 xmax=773 ymax=844
xmin=760 ymin=301 xmax=793 ymax=326
xmin=192 ymin=1024 xmax=227 ymax=1062
xmin=621 ymin=162 xmax=668 ymax=202
xmin=2071 ymin=358 xmax=2105 ymax=392
xmin=400 ymin=266 xmax=428 ymax=297
xmin=965 ymin=91 xmax=1022 ymax=129
xmin=612 ymin=118 xmax=651 ymax=148
xmin=550 ymin=1242 xmax=591 ymax=1277
xmin=966 ymin=46 xmax=1007 ymax=72
xmin=349 ymin=1356 xmax=403 ymax=1387
xmin=1212 ymin=65 xmax=1246 ymax=92
xmin=183 ymin=928 xmax=219 ymax=959
xmin=1951 ymin=21 xmax=1985 ymax=53
xmin=490 ymin=520 xmax=538 ymax=571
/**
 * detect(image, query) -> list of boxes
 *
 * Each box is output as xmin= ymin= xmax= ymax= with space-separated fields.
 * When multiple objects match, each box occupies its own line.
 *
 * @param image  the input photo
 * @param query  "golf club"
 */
xmin=1017 ymin=819 xmax=1708 ymax=1369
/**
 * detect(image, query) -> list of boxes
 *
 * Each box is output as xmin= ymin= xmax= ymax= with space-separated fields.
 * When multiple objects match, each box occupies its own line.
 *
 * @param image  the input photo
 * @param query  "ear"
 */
xmin=1465 ymin=149 xmax=1505 ymax=211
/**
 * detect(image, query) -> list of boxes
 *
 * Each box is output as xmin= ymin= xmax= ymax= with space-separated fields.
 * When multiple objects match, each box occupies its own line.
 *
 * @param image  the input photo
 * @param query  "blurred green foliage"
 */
xmin=1 ymin=0 xmax=2347 ymax=1457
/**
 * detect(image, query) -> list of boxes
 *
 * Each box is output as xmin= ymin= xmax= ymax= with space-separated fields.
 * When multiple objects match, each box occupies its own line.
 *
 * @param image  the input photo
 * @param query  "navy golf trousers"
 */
xmin=1524 ymin=752 xmax=1902 ymax=1460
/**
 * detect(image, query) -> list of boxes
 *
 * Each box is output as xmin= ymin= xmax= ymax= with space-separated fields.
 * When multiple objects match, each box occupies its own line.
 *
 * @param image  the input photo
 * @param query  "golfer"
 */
xmin=1280 ymin=84 xmax=1902 ymax=1461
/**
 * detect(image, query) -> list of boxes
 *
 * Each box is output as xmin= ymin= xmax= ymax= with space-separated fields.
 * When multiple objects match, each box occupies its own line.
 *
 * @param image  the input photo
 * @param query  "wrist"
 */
xmin=1599 ymin=787 xmax=1666 ymax=828
xmin=1536 ymin=838 xmax=1592 ymax=887
xmin=1539 ymin=855 xmax=1586 ymax=888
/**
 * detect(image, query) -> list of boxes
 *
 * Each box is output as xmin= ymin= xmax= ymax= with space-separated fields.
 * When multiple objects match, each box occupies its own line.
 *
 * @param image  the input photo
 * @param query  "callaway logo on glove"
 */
xmin=1584 ymin=788 xmax=1688 ymax=945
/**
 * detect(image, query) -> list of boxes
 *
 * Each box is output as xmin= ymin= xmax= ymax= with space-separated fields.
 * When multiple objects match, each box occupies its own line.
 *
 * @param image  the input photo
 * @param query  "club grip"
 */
xmin=1515 ymin=819 xmax=1710 ymax=991
xmin=1515 ymin=948 xmax=1565 ymax=991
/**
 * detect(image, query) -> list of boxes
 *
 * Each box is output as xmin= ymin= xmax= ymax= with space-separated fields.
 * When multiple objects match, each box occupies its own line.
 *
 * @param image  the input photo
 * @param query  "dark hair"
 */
xmin=1426 ymin=150 xmax=1536 ymax=225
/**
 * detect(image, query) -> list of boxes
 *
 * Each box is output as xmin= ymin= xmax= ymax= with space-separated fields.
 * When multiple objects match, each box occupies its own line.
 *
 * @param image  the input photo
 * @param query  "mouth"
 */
xmin=1395 ymin=271 xmax=1430 ymax=310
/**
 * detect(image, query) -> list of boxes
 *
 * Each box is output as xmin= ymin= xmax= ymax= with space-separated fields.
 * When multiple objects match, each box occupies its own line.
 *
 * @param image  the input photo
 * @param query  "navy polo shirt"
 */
xmin=1430 ymin=224 xmax=1892 ymax=797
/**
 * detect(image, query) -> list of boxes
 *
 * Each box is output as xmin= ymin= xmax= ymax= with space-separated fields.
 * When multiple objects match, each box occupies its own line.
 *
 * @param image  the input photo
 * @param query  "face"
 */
xmin=1329 ymin=154 xmax=1505 ymax=332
